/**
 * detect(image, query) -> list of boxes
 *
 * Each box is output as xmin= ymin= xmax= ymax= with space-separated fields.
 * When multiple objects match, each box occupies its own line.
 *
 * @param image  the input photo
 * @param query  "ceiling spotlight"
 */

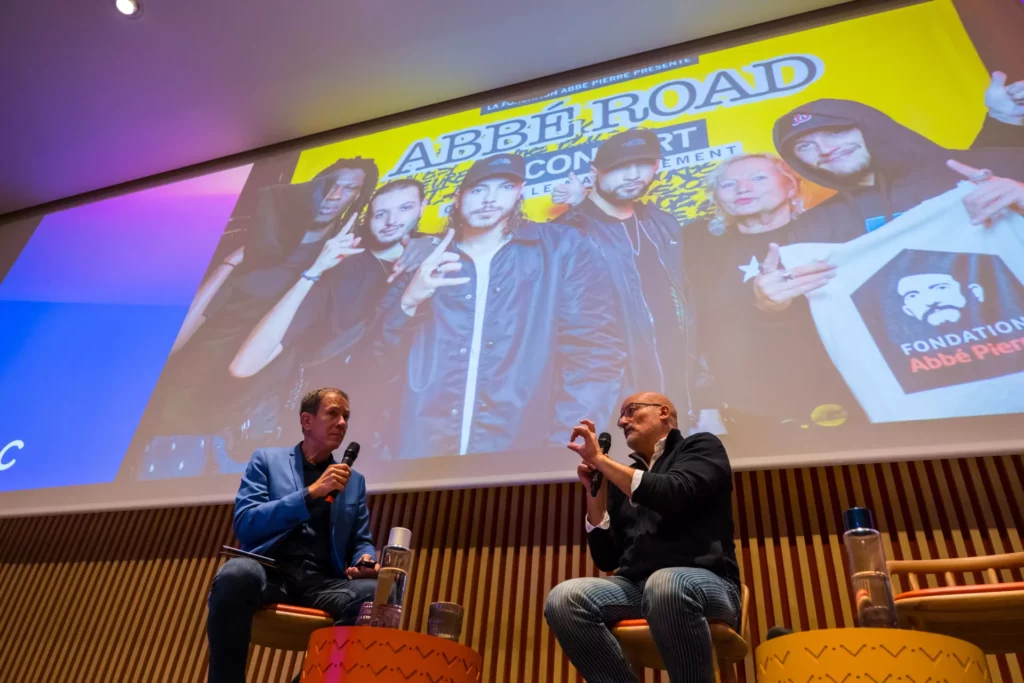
xmin=115 ymin=0 xmax=142 ymax=17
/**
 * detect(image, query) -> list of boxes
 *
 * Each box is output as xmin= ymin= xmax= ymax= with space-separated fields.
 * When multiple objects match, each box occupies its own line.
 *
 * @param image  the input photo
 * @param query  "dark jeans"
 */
xmin=207 ymin=557 xmax=376 ymax=683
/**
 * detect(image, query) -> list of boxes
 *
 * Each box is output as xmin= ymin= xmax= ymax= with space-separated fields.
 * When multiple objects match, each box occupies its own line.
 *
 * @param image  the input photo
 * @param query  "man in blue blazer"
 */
xmin=207 ymin=387 xmax=379 ymax=683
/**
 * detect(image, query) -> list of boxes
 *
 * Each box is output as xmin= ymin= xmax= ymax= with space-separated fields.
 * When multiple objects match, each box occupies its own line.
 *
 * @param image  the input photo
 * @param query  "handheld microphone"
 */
xmin=589 ymin=432 xmax=612 ymax=497
xmin=326 ymin=442 xmax=360 ymax=504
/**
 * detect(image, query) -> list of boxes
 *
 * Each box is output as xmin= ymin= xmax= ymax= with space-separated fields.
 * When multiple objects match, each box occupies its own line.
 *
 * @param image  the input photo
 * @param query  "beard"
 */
xmin=373 ymin=225 xmax=415 ymax=248
xmin=818 ymin=150 xmax=871 ymax=179
xmin=596 ymin=178 xmax=653 ymax=205
xmin=376 ymin=233 xmax=405 ymax=247
xmin=923 ymin=305 xmax=963 ymax=326
xmin=461 ymin=206 xmax=514 ymax=231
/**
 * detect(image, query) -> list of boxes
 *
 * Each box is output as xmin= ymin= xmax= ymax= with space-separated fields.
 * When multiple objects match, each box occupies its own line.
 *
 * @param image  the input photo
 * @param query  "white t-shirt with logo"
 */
xmin=780 ymin=183 xmax=1024 ymax=423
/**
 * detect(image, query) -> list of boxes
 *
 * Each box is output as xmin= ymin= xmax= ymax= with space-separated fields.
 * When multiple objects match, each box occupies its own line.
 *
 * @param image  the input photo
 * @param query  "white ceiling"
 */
xmin=0 ymin=0 xmax=853 ymax=216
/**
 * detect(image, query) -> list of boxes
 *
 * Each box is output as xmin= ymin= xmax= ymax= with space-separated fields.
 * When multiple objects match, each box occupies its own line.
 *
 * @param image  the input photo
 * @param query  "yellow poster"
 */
xmin=292 ymin=0 xmax=991 ymax=231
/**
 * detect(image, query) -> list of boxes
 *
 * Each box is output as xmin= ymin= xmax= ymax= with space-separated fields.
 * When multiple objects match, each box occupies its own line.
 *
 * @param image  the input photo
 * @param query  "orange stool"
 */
xmin=250 ymin=603 xmax=335 ymax=651
xmin=611 ymin=585 xmax=750 ymax=682
xmin=301 ymin=626 xmax=482 ymax=682
xmin=887 ymin=551 xmax=1024 ymax=654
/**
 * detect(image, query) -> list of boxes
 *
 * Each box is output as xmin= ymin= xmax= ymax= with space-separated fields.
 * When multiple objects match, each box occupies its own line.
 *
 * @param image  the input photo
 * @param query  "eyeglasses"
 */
xmin=620 ymin=402 xmax=663 ymax=419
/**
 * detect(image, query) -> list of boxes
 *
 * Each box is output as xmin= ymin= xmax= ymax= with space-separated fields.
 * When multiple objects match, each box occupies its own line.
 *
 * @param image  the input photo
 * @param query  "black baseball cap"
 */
xmin=776 ymin=111 xmax=854 ymax=151
xmin=459 ymin=154 xmax=526 ymax=191
xmin=593 ymin=129 xmax=661 ymax=170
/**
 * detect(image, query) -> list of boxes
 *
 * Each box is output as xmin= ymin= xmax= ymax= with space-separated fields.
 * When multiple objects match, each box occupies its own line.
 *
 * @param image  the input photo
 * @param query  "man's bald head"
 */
xmin=620 ymin=392 xmax=678 ymax=427
xmin=618 ymin=392 xmax=678 ymax=457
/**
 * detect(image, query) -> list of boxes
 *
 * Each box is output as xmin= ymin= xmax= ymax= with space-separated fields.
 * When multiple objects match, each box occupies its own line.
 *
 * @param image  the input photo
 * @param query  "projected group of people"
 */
xmin=135 ymin=70 xmax=1024 ymax=475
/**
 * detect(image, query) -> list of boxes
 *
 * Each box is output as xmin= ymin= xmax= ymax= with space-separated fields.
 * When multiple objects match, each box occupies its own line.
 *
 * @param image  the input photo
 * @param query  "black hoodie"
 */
xmin=774 ymin=99 xmax=1024 ymax=244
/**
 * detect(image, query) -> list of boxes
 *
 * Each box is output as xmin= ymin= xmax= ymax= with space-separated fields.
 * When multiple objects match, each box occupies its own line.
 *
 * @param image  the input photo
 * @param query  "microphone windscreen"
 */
xmin=766 ymin=626 xmax=793 ymax=640
xmin=598 ymin=432 xmax=612 ymax=454
xmin=341 ymin=442 xmax=361 ymax=466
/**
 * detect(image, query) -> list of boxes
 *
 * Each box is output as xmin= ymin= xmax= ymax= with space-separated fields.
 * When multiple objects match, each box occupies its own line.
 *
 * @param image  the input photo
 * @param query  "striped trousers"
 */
xmin=544 ymin=568 xmax=740 ymax=683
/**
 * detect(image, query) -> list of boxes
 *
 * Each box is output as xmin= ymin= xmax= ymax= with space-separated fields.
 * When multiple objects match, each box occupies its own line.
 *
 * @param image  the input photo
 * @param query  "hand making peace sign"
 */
xmin=399 ymin=229 xmax=471 ymax=314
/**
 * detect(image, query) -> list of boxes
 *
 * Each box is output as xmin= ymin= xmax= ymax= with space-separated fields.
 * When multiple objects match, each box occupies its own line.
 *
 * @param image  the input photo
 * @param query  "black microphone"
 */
xmin=766 ymin=626 xmax=793 ymax=640
xmin=326 ymin=442 xmax=360 ymax=504
xmin=589 ymin=432 xmax=612 ymax=497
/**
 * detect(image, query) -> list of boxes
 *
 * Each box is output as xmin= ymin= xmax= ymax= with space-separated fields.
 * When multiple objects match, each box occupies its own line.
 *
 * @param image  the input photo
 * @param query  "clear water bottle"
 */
xmin=843 ymin=508 xmax=898 ymax=628
xmin=380 ymin=526 xmax=412 ymax=573
xmin=369 ymin=527 xmax=412 ymax=629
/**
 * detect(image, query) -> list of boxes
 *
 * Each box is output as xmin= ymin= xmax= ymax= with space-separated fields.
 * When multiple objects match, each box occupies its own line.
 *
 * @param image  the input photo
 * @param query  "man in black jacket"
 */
xmin=545 ymin=392 xmax=739 ymax=683
xmin=375 ymin=154 xmax=626 ymax=459
xmin=556 ymin=130 xmax=698 ymax=430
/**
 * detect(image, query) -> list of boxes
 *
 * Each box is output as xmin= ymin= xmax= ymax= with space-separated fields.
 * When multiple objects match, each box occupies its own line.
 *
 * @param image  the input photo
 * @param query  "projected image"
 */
xmin=122 ymin=13 xmax=1023 ymax=478
xmin=1 ymin=0 xmax=1023 ymax=502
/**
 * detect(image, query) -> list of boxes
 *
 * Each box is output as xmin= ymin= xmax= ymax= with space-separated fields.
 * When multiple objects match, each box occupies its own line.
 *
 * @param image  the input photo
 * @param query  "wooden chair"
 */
xmin=611 ymin=584 xmax=750 ymax=682
xmin=214 ymin=549 xmax=335 ymax=651
xmin=887 ymin=551 xmax=1024 ymax=654
xmin=250 ymin=603 xmax=335 ymax=651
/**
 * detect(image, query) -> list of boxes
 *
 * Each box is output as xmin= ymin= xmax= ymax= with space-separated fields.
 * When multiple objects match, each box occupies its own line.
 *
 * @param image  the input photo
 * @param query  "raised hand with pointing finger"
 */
xmin=400 ymin=229 xmax=470 ymax=314
xmin=753 ymin=242 xmax=836 ymax=312
xmin=947 ymin=159 xmax=1024 ymax=226
xmin=306 ymin=213 xmax=364 ymax=279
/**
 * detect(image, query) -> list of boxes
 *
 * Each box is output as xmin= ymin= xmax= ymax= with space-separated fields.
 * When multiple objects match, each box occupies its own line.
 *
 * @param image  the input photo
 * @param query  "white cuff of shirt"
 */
xmin=585 ymin=511 xmax=611 ymax=533
xmin=629 ymin=470 xmax=644 ymax=504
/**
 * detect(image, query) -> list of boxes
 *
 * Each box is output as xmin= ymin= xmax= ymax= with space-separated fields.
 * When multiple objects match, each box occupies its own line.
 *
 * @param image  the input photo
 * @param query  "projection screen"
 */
xmin=2 ymin=0 xmax=1023 ymax=516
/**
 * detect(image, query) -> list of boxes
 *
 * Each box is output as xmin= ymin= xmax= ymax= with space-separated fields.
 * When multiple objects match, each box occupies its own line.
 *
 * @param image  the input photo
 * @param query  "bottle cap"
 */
xmin=388 ymin=527 xmax=412 ymax=548
xmin=844 ymin=507 xmax=875 ymax=532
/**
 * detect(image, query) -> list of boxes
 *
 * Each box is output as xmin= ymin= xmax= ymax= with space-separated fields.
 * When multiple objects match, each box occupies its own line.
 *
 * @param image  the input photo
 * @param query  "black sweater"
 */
xmin=587 ymin=429 xmax=739 ymax=584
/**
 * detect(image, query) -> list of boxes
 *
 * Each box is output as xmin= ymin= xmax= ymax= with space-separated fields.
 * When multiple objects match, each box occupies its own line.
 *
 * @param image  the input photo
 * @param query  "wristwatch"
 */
xmin=301 ymin=271 xmax=321 ymax=282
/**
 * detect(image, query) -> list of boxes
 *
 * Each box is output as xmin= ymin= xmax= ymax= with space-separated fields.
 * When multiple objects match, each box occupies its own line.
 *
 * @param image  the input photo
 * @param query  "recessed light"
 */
xmin=115 ymin=0 xmax=142 ymax=17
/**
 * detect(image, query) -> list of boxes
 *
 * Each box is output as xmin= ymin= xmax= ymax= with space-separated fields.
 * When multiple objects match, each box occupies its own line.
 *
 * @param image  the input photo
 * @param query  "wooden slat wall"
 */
xmin=2 ymin=453 xmax=1023 ymax=682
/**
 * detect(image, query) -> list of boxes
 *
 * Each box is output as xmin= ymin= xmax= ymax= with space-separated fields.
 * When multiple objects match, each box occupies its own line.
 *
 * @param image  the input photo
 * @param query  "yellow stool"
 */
xmin=756 ymin=628 xmax=989 ymax=682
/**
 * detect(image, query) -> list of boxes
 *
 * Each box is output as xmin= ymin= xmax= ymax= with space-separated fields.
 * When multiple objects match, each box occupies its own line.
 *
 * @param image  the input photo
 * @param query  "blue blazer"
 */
xmin=232 ymin=444 xmax=376 ymax=575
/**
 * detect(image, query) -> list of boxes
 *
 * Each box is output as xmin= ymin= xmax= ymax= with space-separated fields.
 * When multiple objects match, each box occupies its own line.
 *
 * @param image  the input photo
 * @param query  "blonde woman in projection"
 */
xmin=682 ymin=153 xmax=865 ymax=440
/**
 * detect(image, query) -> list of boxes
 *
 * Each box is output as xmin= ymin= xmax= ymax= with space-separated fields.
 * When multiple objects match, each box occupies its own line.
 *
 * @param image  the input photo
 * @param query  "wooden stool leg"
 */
xmin=716 ymin=655 xmax=738 ymax=683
